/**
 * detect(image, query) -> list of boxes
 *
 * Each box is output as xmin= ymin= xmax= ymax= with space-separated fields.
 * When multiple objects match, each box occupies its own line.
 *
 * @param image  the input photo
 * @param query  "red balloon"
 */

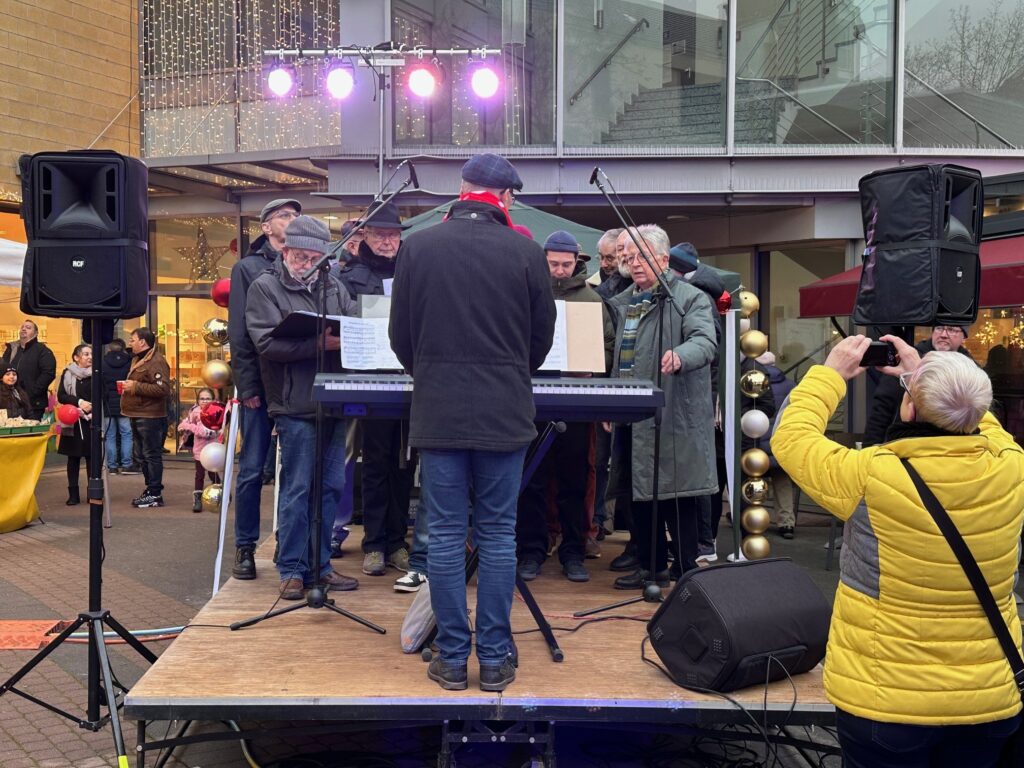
xmin=717 ymin=290 xmax=733 ymax=314
xmin=56 ymin=404 xmax=80 ymax=426
xmin=211 ymin=278 xmax=231 ymax=308
xmin=200 ymin=401 xmax=225 ymax=430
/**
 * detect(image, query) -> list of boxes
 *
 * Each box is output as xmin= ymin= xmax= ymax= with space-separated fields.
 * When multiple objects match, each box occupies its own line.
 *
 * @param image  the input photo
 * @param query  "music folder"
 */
xmin=268 ymin=310 xmax=343 ymax=338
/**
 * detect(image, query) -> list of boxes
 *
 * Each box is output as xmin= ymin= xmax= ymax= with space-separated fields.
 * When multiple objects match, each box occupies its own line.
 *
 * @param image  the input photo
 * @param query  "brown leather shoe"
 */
xmin=321 ymin=570 xmax=359 ymax=592
xmin=279 ymin=577 xmax=305 ymax=601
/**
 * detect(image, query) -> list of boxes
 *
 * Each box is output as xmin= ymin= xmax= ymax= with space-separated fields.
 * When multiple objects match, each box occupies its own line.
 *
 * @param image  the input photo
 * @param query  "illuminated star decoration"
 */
xmin=975 ymin=321 xmax=998 ymax=346
xmin=176 ymin=226 xmax=230 ymax=286
xmin=1009 ymin=324 xmax=1024 ymax=349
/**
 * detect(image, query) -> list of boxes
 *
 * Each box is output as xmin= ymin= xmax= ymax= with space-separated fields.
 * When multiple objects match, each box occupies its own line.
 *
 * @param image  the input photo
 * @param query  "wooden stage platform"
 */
xmin=125 ymin=538 xmax=832 ymax=734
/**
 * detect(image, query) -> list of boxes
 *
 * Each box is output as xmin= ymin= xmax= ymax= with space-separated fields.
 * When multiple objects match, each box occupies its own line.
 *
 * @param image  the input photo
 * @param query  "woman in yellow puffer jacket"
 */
xmin=772 ymin=334 xmax=1023 ymax=768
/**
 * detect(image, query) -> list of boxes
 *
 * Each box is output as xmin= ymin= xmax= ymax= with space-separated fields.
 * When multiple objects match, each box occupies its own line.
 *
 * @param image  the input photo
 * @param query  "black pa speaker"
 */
xmin=647 ymin=558 xmax=831 ymax=693
xmin=19 ymin=150 xmax=149 ymax=319
xmin=853 ymin=163 xmax=982 ymax=327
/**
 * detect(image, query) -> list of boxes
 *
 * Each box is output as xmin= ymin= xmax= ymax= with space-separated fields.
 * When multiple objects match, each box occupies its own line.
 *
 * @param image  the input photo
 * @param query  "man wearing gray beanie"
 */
xmin=246 ymin=215 xmax=361 ymax=600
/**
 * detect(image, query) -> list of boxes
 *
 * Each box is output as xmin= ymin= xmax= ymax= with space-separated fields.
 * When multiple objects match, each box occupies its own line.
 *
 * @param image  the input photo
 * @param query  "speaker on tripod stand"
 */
xmin=853 ymin=163 xmax=983 ymax=328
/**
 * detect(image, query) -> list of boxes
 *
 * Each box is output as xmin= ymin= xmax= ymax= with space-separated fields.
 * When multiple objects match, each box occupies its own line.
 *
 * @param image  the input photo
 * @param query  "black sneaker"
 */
xmin=427 ymin=657 xmax=468 ymax=691
xmin=232 ymin=546 xmax=256 ymax=580
xmin=479 ymin=656 xmax=517 ymax=692
xmin=778 ymin=526 xmax=795 ymax=540
xmin=121 ymin=465 xmax=143 ymax=475
xmin=132 ymin=492 xmax=164 ymax=508
xmin=562 ymin=561 xmax=590 ymax=582
xmin=614 ymin=568 xmax=670 ymax=590
xmin=517 ymin=560 xmax=541 ymax=581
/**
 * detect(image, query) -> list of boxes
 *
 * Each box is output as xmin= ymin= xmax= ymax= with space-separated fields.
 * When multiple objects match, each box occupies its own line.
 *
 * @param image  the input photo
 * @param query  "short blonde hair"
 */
xmin=909 ymin=351 xmax=992 ymax=434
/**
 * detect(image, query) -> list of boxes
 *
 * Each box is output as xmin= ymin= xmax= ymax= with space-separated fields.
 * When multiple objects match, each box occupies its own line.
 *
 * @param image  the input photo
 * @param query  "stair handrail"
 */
xmin=736 ymin=75 xmax=861 ymax=143
xmin=737 ymin=0 xmax=794 ymax=76
xmin=568 ymin=18 xmax=650 ymax=106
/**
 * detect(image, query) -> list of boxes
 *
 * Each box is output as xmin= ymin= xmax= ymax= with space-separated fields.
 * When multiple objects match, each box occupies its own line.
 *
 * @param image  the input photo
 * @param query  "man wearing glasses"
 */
xmin=228 ymin=198 xmax=301 ymax=581
xmin=246 ymin=215 xmax=361 ymax=600
xmin=864 ymin=324 xmax=972 ymax=446
xmin=337 ymin=200 xmax=416 ymax=579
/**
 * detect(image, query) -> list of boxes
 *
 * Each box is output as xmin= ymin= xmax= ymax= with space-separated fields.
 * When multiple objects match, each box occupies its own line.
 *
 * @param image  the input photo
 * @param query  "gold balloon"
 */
xmin=741 ymin=477 xmax=770 ymax=505
xmin=202 ymin=317 xmax=229 ymax=347
xmin=740 ymin=330 xmax=769 ymax=359
xmin=738 ymin=291 xmax=760 ymax=318
xmin=742 ymin=534 xmax=771 ymax=560
xmin=741 ymin=448 xmax=770 ymax=477
xmin=201 ymin=483 xmax=223 ymax=513
xmin=202 ymin=360 xmax=232 ymax=389
xmin=739 ymin=369 xmax=771 ymax=398
xmin=741 ymin=505 xmax=771 ymax=535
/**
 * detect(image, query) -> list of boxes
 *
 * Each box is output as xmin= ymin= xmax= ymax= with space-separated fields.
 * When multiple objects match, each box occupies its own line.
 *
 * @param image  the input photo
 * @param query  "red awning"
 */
xmin=799 ymin=236 xmax=1024 ymax=318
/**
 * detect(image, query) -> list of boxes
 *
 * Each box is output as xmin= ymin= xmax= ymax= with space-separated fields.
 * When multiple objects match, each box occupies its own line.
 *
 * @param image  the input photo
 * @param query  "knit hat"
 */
xmin=284 ymin=215 xmax=332 ymax=254
xmin=461 ymin=153 xmax=523 ymax=191
xmin=260 ymin=198 xmax=301 ymax=222
xmin=755 ymin=351 xmax=776 ymax=367
xmin=669 ymin=242 xmax=700 ymax=273
xmin=933 ymin=324 xmax=970 ymax=338
xmin=543 ymin=230 xmax=579 ymax=254
xmin=2 ymin=366 xmax=16 ymax=376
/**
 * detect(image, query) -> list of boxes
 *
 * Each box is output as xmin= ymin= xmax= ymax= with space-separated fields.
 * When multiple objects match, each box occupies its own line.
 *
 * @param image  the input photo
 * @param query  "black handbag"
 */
xmin=903 ymin=459 xmax=1024 ymax=766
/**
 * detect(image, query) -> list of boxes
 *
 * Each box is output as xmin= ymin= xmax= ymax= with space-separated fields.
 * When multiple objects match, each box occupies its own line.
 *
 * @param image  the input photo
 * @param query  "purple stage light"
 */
xmin=470 ymin=65 xmax=500 ymax=99
xmin=268 ymin=66 xmax=295 ymax=97
xmin=407 ymin=65 xmax=437 ymax=98
xmin=325 ymin=65 xmax=354 ymax=99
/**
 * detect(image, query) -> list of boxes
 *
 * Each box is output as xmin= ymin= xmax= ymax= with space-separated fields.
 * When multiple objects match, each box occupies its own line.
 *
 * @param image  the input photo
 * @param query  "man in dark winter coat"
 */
xmin=246 ymin=215 xmax=360 ymax=601
xmin=594 ymin=229 xmax=634 ymax=300
xmin=1 ymin=320 xmax=56 ymax=419
xmin=390 ymin=153 xmax=556 ymax=693
xmin=863 ymin=325 xmax=971 ymax=447
xmin=228 ymin=197 xmax=299 ymax=581
xmin=338 ymin=199 xmax=415 ymax=578
xmin=101 ymin=338 xmax=134 ymax=473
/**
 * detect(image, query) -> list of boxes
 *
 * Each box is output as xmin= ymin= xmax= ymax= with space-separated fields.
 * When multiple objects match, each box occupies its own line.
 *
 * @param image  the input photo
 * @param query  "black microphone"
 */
xmin=589 ymin=167 xmax=600 ymax=186
xmin=408 ymin=161 xmax=419 ymax=189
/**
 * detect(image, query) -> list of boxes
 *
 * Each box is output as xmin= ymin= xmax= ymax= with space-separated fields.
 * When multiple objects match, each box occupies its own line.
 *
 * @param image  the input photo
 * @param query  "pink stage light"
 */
xmin=267 ymin=66 xmax=295 ymax=97
xmin=407 ymin=65 xmax=438 ymax=98
xmin=325 ymin=65 xmax=355 ymax=99
xmin=470 ymin=65 xmax=500 ymax=99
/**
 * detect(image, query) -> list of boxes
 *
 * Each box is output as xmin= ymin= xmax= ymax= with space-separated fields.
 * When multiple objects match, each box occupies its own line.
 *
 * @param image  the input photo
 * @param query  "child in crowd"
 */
xmin=178 ymin=387 xmax=223 ymax=512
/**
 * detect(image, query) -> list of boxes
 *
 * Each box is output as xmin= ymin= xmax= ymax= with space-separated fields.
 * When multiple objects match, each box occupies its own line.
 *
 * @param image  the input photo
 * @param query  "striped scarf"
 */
xmin=617 ymin=287 xmax=656 ymax=376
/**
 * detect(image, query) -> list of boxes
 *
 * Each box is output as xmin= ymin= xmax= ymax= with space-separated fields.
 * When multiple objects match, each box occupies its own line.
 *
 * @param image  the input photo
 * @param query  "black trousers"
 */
xmin=66 ymin=455 xmax=94 ymax=488
xmin=516 ymin=421 xmax=589 ymax=566
xmin=360 ymin=419 xmax=414 ymax=555
xmin=131 ymin=417 xmax=165 ymax=495
xmin=634 ymin=497 xmax=700 ymax=574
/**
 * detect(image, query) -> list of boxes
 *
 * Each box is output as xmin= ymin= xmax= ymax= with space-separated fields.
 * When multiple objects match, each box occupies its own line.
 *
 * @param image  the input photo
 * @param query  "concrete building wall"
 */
xmin=0 ymin=0 xmax=139 ymax=202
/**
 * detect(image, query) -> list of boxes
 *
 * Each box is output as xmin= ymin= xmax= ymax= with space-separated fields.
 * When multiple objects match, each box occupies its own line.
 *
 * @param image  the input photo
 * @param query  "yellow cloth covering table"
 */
xmin=0 ymin=432 xmax=50 ymax=533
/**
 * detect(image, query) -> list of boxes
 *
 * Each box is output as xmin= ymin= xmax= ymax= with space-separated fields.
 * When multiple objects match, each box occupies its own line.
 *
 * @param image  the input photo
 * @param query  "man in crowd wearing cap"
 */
xmin=2 ymin=320 xmax=56 ymax=420
xmin=337 ymin=200 xmax=415 ymax=578
xmin=246 ymin=215 xmax=361 ymax=600
xmin=863 ymin=324 xmax=973 ymax=448
xmin=516 ymin=230 xmax=614 ymax=584
xmin=227 ymin=198 xmax=301 ymax=580
xmin=391 ymin=153 xmax=555 ymax=692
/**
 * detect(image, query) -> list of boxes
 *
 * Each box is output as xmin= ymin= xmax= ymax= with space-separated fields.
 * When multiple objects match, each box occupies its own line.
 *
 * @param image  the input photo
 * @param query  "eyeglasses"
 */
xmin=365 ymin=229 xmax=401 ymax=241
xmin=898 ymin=372 xmax=914 ymax=393
xmin=287 ymin=252 xmax=321 ymax=267
xmin=270 ymin=210 xmax=299 ymax=221
xmin=933 ymin=325 xmax=964 ymax=336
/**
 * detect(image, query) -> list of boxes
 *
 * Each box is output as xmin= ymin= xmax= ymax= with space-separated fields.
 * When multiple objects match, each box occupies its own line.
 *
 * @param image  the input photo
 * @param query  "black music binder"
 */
xmin=268 ymin=311 xmax=343 ymax=339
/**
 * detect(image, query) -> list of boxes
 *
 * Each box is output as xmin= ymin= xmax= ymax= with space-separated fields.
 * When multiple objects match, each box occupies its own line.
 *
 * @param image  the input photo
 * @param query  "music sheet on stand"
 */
xmin=339 ymin=316 xmax=403 ymax=370
xmin=539 ymin=301 xmax=568 ymax=371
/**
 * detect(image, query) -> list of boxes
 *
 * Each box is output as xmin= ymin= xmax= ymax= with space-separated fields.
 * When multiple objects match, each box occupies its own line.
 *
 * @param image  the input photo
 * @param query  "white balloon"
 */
xmin=740 ymin=318 xmax=751 ymax=334
xmin=741 ymin=409 xmax=771 ymax=440
xmin=199 ymin=441 xmax=227 ymax=473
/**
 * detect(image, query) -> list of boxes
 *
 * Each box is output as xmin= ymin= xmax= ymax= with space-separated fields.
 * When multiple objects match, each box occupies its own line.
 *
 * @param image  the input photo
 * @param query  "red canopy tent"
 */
xmin=799 ymin=236 xmax=1024 ymax=318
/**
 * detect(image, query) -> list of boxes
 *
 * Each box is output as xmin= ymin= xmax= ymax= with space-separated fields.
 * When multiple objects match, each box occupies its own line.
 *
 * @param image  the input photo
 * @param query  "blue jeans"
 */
xmin=274 ymin=416 xmax=345 ymax=583
xmin=104 ymin=416 xmax=132 ymax=469
xmin=422 ymin=447 xmax=526 ymax=666
xmin=234 ymin=401 xmax=272 ymax=549
xmin=408 ymin=485 xmax=430 ymax=576
xmin=836 ymin=709 xmax=1021 ymax=768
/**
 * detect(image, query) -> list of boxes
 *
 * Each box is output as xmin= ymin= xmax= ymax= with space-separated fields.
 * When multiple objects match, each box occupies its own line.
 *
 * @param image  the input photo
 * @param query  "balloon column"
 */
xmin=737 ymin=291 xmax=772 ymax=560
xmin=202 ymin=276 xmax=232 ymax=515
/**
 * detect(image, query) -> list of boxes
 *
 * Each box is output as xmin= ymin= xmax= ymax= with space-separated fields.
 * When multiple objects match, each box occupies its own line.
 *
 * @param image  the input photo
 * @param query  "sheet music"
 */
xmin=539 ymin=300 xmax=568 ymax=371
xmin=339 ymin=316 xmax=403 ymax=370
xmin=382 ymin=278 xmax=394 ymax=296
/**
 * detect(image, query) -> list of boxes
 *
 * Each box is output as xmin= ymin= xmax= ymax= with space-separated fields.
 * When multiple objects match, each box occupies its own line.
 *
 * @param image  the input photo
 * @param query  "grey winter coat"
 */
xmin=608 ymin=271 xmax=719 ymax=501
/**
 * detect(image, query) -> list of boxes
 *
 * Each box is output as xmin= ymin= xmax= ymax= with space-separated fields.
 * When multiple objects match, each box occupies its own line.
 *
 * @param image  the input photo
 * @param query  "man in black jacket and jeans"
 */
xmin=391 ymin=153 xmax=555 ymax=693
xmin=1 ymin=320 xmax=56 ymax=420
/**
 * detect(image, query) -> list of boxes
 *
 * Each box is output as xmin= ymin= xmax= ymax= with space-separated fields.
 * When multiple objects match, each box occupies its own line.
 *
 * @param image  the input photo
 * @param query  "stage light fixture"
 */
xmin=407 ymin=58 xmax=442 ymax=98
xmin=325 ymin=61 xmax=355 ymax=100
xmin=469 ymin=63 xmax=500 ymax=99
xmin=268 ymin=64 xmax=295 ymax=97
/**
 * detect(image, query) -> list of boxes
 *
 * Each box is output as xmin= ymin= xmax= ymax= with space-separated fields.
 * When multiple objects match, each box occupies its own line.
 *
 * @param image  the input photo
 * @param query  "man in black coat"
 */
xmin=228 ymin=197 xmax=300 ymax=580
xmin=101 ymin=338 xmax=134 ymax=473
xmin=1 ymin=320 xmax=56 ymax=419
xmin=594 ymin=229 xmax=634 ymax=300
xmin=390 ymin=153 xmax=555 ymax=693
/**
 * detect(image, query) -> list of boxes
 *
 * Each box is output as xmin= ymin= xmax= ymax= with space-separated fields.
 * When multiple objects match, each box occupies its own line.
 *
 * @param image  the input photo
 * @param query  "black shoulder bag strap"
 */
xmin=902 ymin=458 xmax=1024 ymax=702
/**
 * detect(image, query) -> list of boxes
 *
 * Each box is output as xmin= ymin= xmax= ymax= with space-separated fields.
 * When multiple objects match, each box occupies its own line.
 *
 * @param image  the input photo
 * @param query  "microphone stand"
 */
xmin=575 ymin=167 xmax=684 ymax=616
xmin=230 ymin=162 xmax=418 ymax=632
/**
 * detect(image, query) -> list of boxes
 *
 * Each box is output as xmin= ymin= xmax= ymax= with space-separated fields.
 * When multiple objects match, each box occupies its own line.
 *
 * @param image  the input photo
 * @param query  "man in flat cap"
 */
xmin=246 ymin=215 xmax=361 ymax=600
xmin=390 ymin=153 xmax=555 ymax=692
xmin=228 ymin=198 xmax=301 ymax=581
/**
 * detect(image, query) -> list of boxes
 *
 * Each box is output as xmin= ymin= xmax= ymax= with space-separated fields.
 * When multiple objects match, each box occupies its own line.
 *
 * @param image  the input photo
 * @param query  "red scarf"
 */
xmin=445 ymin=191 xmax=514 ymax=227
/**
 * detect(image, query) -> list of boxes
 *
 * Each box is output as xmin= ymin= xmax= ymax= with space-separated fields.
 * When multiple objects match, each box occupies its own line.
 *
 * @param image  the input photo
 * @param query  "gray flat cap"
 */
xmin=260 ymin=198 xmax=302 ymax=222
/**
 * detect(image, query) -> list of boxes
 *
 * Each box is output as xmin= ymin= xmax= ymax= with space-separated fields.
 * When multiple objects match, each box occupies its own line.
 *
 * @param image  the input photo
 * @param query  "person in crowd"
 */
xmin=2 ymin=320 xmax=56 ymax=420
xmin=328 ymin=218 xmax=364 ymax=272
xmin=516 ymin=230 xmax=614 ymax=584
xmin=57 ymin=344 xmax=93 ymax=506
xmin=337 ymin=200 xmax=414 ymax=577
xmin=863 ymin=324 xmax=971 ymax=447
xmin=121 ymin=327 xmax=171 ymax=508
xmin=586 ymin=227 xmax=622 ymax=288
xmin=178 ymin=387 xmax=223 ymax=513
xmin=228 ymin=198 xmax=300 ymax=579
xmin=594 ymin=228 xmax=633 ymax=300
xmin=606 ymin=225 xmax=718 ymax=590
xmin=0 ymin=367 xmax=32 ymax=419
xmin=755 ymin=350 xmax=796 ymax=538
xmin=390 ymin=153 xmax=555 ymax=692
xmin=101 ymin=338 xmax=135 ymax=474
xmin=772 ymin=333 xmax=1023 ymax=767
xmin=246 ymin=215 xmax=360 ymax=601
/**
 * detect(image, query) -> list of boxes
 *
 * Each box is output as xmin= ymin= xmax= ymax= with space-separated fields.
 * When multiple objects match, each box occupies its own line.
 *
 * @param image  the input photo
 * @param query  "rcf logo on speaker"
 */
xmin=71 ymin=258 xmax=86 ymax=271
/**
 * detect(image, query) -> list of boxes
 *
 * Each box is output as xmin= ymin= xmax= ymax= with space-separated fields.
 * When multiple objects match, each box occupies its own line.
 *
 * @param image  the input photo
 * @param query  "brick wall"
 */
xmin=0 ymin=0 xmax=138 ymax=204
